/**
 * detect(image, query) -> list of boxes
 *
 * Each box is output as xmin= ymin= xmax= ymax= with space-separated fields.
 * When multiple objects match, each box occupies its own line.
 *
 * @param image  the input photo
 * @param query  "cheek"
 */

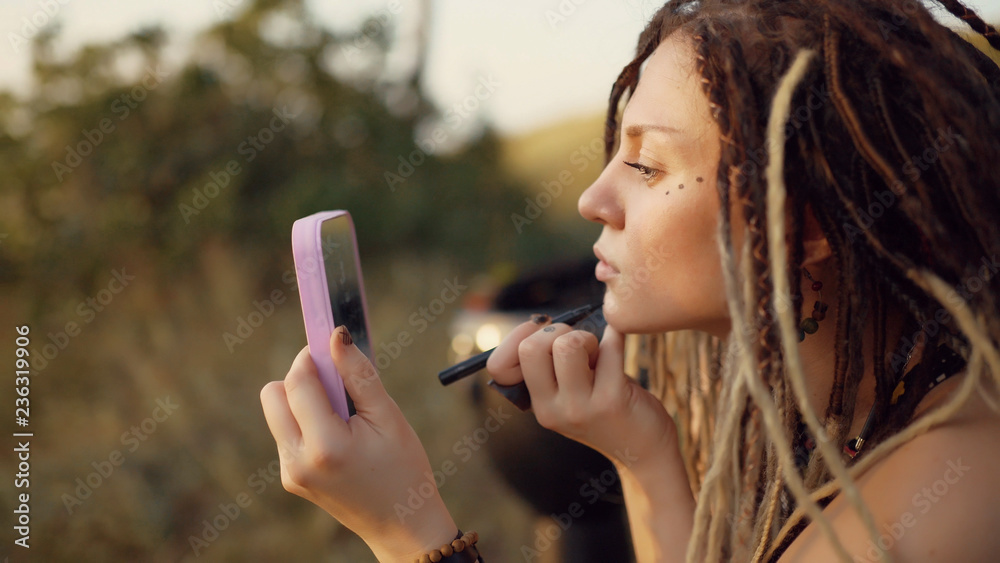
xmin=626 ymin=190 xmax=717 ymax=274
xmin=623 ymin=189 xmax=726 ymax=313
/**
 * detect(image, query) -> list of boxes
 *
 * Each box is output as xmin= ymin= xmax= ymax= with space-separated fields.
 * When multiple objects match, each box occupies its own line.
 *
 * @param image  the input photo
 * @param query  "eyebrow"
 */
xmin=624 ymin=123 xmax=683 ymax=137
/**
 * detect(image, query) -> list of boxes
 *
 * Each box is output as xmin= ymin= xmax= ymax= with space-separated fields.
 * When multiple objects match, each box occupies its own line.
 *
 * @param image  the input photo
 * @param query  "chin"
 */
xmin=602 ymin=295 xmax=669 ymax=334
xmin=602 ymin=292 xmax=729 ymax=337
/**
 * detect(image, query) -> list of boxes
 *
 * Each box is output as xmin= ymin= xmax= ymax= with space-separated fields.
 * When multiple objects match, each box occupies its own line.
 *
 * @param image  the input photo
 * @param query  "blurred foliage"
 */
xmin=0 ymin=0 xmax=574 ymax=307
xmin=0 ymin=0 xmax=596 ymax=561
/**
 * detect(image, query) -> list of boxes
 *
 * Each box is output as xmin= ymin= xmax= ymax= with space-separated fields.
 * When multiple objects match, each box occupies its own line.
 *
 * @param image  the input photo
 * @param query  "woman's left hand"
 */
xmin=259 ymin=328 xmax=458 ymax=562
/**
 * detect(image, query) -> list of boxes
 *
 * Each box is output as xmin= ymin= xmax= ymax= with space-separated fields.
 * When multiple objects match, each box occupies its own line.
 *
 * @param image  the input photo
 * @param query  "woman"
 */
xmin=260 ymin=0 xmax=1000 ymax=561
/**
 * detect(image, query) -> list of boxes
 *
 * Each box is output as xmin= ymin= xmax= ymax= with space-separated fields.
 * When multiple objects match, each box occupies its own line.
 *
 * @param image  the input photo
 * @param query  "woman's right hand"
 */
xmin=487 ymin=314 xmax=696 ymax=563
xmin=259 ymin=326 xmax=458 ymax=562
xmin=485 ymin=314 xmax=680 ymax=475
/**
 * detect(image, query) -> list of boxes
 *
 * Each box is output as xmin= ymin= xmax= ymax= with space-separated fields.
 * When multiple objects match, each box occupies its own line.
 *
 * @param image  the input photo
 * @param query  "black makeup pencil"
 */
xmin=437 ymin=302 xmax=603 ymax=386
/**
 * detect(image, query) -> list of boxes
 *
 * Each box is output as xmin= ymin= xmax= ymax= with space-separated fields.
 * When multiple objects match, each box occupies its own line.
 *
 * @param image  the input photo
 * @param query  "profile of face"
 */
xmin=579 ymin=32 xmax=736 ymax=338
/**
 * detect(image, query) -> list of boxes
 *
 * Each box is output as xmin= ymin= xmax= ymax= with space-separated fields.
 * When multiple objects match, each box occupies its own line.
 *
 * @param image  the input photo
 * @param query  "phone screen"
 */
xmin=320 ymin=216 xmax=372 ymax=415
xmin=319 ymin=216 xmax=372 ymax=357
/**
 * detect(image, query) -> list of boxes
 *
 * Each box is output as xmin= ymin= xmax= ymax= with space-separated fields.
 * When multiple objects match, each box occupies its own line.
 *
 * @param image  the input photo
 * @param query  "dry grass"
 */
xmin=0 ymin=240 xmax=538 ymax=562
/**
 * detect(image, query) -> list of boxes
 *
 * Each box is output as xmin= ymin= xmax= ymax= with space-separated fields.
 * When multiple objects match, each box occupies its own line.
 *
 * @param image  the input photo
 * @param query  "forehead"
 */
xmin=621 ymin=33 xmax=715 ymax=137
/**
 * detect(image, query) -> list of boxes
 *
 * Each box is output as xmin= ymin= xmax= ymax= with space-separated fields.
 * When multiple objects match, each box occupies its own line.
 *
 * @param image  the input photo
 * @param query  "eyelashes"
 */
xmin=622 ymin=161 xmax=706 ymax=193
xmin=622 ymin=160 xmax=662 ymax=184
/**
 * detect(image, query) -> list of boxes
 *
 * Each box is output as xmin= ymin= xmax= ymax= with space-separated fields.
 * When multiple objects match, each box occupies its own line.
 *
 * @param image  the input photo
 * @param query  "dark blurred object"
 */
xmin=455 ymin=256 xmax=635 ymax=562
xmin=473 ymin=383 xmax=634 ymax=561
xmin=491 ymin=257 xmax=604 ymax=312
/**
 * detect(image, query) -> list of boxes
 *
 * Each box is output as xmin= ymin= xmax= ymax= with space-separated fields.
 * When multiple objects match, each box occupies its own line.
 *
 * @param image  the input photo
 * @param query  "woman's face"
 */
xmin=578 ymin=32 xmax=738 ymax=338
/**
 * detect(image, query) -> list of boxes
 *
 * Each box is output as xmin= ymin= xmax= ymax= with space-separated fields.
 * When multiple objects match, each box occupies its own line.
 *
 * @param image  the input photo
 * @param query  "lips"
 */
xmin=593 ymin=246 xmax=619 ymax=281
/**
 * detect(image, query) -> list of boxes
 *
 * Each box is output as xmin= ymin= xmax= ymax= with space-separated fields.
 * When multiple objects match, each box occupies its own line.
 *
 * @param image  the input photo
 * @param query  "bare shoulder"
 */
xmin=780 ymin=386 xmax=1000 ymax=562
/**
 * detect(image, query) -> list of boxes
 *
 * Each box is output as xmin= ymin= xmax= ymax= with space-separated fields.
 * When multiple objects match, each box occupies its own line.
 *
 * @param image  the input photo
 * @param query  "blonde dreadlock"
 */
xmin=614 ymin=1 xmax=1000 ymax=561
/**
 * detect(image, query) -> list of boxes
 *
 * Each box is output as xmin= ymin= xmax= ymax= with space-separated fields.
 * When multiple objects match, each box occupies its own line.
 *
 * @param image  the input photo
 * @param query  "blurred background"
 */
xmin=0 ymin=0 xmax=997 ymax=561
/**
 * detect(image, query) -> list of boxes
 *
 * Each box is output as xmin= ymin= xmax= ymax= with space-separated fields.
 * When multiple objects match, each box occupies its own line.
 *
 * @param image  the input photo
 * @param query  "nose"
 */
xmin=578 ymin=163 xmax=625 ymax=229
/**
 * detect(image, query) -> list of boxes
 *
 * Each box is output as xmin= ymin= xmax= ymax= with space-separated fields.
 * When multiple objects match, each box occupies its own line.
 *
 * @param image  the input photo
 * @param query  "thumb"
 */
xmin=594 ymin=324 xmax=626 ymax=391
xmin=329 ymin=325 xmax=394 ymax=422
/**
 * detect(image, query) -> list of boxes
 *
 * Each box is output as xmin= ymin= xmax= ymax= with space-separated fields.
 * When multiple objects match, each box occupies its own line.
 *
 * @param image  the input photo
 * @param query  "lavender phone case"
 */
xmin=291 ymin=210 xmax=373 ymax=421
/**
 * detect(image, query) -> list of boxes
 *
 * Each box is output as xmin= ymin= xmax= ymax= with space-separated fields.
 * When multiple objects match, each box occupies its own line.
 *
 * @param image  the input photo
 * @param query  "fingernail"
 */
xmin=338 ymin=326 xmax=353 ymax=346
xmin=487 ymin=379 xmax=532 ymax=411
xmin=531 ymin=313 xmax=550 ymax=324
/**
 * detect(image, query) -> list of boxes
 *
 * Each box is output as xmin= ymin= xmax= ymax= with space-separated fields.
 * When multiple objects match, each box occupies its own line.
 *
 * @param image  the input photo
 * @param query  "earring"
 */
xmin=843 ymin=336 xmax=921 ymax=459
xmin=799 ymin=267 xmax=829 ymax=342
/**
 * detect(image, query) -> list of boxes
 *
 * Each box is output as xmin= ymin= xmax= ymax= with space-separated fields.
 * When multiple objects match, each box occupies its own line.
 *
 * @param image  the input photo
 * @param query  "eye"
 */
xmin=623 ymin=160 xmax=662 ymax=184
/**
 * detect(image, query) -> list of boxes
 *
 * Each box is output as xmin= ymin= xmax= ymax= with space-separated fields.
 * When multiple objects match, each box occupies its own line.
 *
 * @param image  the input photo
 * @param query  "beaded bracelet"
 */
xmin=414 ymin=529 xmax=482 ymax=563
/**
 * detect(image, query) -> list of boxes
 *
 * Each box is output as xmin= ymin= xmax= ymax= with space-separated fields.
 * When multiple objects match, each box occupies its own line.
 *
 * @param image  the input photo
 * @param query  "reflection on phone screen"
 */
xmin=320 ymin=217 xmax=372 ymax=415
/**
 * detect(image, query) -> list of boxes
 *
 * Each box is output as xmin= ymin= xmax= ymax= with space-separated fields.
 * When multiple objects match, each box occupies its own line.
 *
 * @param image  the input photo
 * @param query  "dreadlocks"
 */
xmin=610 ymin=1 xmax=1000 ymax=561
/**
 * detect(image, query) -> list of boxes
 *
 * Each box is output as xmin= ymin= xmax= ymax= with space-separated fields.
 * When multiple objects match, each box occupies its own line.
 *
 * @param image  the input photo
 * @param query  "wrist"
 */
xmin=369 ymin=508 xmax=459 ymax=562
xmin=618 ymin=456 xmax=695 ymax=512
xmin=611 ymin=432 xmax=686 ymax=489
xmin=613 ymin=439 xmax=694 ymax=563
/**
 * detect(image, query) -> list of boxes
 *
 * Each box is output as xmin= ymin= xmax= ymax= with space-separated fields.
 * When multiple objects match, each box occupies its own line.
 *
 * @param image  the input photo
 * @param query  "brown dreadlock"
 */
xmin=608 ymin=1 xmax=1000 ymax=561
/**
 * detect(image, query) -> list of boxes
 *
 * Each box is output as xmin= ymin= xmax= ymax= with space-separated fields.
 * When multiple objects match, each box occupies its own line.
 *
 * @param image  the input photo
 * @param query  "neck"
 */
xmin=790 ymin=261 xmax=923 ymax=443
xmin=710 ymin=259 xmax=924 ymax=445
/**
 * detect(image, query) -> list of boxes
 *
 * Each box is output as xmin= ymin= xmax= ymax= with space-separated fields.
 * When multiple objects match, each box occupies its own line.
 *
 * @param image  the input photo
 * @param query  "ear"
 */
xmin=801 ymin=202 xmax=832 ymax=266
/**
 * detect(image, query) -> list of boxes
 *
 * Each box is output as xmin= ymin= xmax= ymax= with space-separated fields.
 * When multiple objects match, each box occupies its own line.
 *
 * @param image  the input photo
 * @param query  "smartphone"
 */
xmin=291 ymin=210 xmax=373 ymax=421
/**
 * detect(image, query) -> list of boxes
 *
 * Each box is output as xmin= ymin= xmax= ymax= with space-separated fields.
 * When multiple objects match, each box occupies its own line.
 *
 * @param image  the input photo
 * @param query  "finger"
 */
xmin=260 ymin=379 xmax=304 ymax=458
xmin=283 ymin=345 xmax=347 ymax=444
xmin=594 ymin=324 xmax=627 ymax=396
xmin=486 ymin=313 xmax=552 ymax=385
xmin=486 ymin=379 xmax=533 ymax=412
xmin=518 ymin=322 xmax=573 ymax=404
xmin=551 ymin=330 xmax=600 ymax=401
xmin=329 ymin=325 xmax=396 ymax=425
